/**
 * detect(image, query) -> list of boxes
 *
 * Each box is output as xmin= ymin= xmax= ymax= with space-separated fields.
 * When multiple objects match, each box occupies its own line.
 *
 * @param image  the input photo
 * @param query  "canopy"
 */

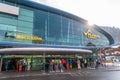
xmin=0 ymin=47 xmax=92 ymax=55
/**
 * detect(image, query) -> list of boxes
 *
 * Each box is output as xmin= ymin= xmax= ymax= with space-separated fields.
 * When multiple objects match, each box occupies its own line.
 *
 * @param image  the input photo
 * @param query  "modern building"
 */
xmin=0 ymin=0 xmax=114 ymax=71
xmin=101 ymin=26 xmax=120 ymax=44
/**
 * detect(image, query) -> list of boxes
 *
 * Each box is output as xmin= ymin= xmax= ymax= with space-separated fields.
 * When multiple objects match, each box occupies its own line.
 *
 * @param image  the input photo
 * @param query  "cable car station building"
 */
xmin=0 ymin=0 xmax=114 ymax=71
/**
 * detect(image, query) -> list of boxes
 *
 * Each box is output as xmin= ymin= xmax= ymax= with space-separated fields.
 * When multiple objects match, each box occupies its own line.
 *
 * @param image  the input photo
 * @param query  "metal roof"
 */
xmin=0 ymin=42 xmax=111 ymax=49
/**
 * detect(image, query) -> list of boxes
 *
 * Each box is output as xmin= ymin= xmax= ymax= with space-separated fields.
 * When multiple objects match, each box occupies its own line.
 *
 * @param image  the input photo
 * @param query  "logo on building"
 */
xmin=83 ymin=29 xmax=100 ymax=39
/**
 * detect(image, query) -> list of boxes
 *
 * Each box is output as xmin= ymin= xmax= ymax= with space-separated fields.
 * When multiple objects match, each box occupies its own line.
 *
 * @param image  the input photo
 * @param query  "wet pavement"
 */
xmin=0 ymin=67 xmax=120 ymax=80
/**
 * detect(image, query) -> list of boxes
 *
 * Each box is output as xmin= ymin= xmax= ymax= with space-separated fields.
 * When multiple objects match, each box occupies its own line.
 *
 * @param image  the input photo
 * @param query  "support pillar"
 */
xmin=43 ymin=52 xmax=45 ymax=72
xmin=0 ymin=57 xmax=3 ymax=72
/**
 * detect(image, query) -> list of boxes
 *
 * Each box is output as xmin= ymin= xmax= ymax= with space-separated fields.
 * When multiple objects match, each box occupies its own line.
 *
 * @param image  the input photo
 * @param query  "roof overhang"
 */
xmin=0 ymin=47 xmax=92 ymax=55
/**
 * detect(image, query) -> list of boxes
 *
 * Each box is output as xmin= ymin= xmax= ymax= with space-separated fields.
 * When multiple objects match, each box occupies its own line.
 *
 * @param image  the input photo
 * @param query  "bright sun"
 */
xmin=88 ymin=21 xmax=95 ymax=26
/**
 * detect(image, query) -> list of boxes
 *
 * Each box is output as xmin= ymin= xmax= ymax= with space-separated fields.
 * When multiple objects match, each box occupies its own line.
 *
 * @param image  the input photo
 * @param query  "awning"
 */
xmin=0 ymin=47 xmax=92 ymax=55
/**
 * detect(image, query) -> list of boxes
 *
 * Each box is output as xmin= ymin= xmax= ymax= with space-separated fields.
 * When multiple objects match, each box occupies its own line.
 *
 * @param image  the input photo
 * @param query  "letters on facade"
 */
xmin=83 ymin=29 xmax=100 ymax=39
xmin=5 ymin=31 xmax=42 ymax=41
xmin=16 ymin=35 xmax=42 ymax=41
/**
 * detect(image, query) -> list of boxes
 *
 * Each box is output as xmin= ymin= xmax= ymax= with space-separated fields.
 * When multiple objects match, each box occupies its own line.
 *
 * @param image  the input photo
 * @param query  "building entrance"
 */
xmin=0 ymin=54 xmax=88 ymax=72
xmin=2 ymin=57 xmax=22 ymax=71
xmin=1 ymin=55 xmax=45 ymax=72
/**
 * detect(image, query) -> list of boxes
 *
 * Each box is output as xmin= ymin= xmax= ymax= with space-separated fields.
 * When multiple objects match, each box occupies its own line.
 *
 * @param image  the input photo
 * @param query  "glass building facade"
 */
xmin=0 ymin=0 xmax=114 ymax=47
xmin=0 ymin=0 xmax=115 ymax=72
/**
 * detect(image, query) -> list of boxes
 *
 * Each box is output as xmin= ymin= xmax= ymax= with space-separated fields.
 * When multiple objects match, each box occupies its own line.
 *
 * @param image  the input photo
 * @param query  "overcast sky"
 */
xmin=31 ymin=0 xmax=120 ymax=28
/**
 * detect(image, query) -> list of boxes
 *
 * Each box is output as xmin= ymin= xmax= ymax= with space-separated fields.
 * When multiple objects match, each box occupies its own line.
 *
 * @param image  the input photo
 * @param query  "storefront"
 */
xmin=0 ymin=55 xmax=44 ymax=71
xmin=0 ymin=47 xmax=92 ymax=72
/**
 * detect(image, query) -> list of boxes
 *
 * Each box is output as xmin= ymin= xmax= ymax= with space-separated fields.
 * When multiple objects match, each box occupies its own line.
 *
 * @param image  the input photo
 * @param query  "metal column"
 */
xmin=0 ymin=56 xmax=3 ymax=72
xmin=43 ymin=52 xmax=46 ymax=72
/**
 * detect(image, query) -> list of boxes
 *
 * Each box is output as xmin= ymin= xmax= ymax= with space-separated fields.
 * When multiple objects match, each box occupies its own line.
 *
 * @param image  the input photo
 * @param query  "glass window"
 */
xmin=0 ymin=24 xmax=16 ymax=39
xmin=0 ymin=24 xmax=16 ymax=31
xmin=19 ymin=8 xmax=34 ymax=18
xmin=18 ymin=20 xmax=33 ymax=28
xmin=62 ymin=17 xmax=69 ymax=38
xmin=0 ymin=30 xmax=5 ymax=37
xmin=17 ymin=27 xmax=32 ymax=33
xmin=18 ymin=15 xmax=33 ymax=22
xmin=33 ymin=9 xmax=48 ymax=42
xmin=0 ymin=17 xmax=17 ymax=26
xmin=48 ymin=13 xmax=61 ymax=38
xmin=0 ymin=13 xmax=17 ymax=19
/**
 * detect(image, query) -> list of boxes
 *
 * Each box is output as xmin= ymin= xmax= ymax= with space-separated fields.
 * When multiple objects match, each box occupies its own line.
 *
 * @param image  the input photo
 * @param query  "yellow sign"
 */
xmin=83 ymin=29 xmax=100 ymax=39
xmin=16 ymin=35 xmax=42 ymax=41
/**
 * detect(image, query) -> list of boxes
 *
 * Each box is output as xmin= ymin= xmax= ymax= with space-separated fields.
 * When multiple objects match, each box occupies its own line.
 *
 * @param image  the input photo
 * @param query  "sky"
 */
xmin=31 ymin=0 xmax=120 ymax=28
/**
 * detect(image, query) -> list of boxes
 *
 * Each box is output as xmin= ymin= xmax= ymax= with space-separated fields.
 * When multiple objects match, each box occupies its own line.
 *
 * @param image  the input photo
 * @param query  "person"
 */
xmin=89 ymin=58 xmax=92 ymax=68
xmin=45 ymin=60 xmax=49 ymax=72
xmin=27 ymin=62 xmax=31 ymax=71
xmin=16 ymin=60 xmax=19 ymax=71
xmin=5 ymin=60 xmax=10 ymax=71
xmin=18 ymin=59 xmax=23 ymax=72
xmin=27 ymin=58 xmax=31 ymax=71
xmin=61 ymin=58 xmax=66 ymax=69
xmin=49 ymin=60 xmax=53 ymax=72
xmin=58 ymin=60 xmax=63 ymax=72
xmin=52 ymin=60 xmax=55 ymax=71
xmin=66 ymin=59 xmax=69 ymax=70
xmin=69 ymin=59 xmax=72 ymax=70
xmin=77 ymin=59 xmax=81 ymax=70
xmin=22 ymin=58 xmax=27 ymax=71
xmin=95 ymin=60 xmax=100 ymax=69
xmin=80 ymin=58 xmax=84 ymax=68
xmin=84 ymin=58 xmax=88 ymax=68
xmin=54 ymin=60 xmax=59 ymax=72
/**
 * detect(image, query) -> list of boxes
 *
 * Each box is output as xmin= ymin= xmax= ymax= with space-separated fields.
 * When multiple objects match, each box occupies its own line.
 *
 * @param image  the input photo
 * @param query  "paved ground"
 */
xmin=0 ymin=67 xmax=120 ymax=80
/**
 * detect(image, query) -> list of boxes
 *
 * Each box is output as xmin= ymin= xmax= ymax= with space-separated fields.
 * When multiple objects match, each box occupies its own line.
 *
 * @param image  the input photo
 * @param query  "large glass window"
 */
xmin=49 ymin=13 xmax=61 ymax=38
xmin=0 ymin=1 xmax=110 ymax=46
xmin=33 ymin=9 xmax=48 ymax=43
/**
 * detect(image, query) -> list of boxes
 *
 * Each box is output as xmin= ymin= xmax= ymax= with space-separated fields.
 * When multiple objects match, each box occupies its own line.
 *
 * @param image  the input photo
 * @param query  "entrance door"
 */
xmin=2 ymin=58 xmax=21 ymax=71
xmin=31 ymin=57 xmax=44 ymax=71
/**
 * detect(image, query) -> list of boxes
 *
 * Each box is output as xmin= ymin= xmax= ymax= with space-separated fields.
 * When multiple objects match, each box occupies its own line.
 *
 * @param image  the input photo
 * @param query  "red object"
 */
xmin=19 ymin=65 xmax=22 ymax=71
xmin=61 ymin=59 xmax=66 ymax=64
xmin=66 ymin=64 xmax=69 ymax=70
